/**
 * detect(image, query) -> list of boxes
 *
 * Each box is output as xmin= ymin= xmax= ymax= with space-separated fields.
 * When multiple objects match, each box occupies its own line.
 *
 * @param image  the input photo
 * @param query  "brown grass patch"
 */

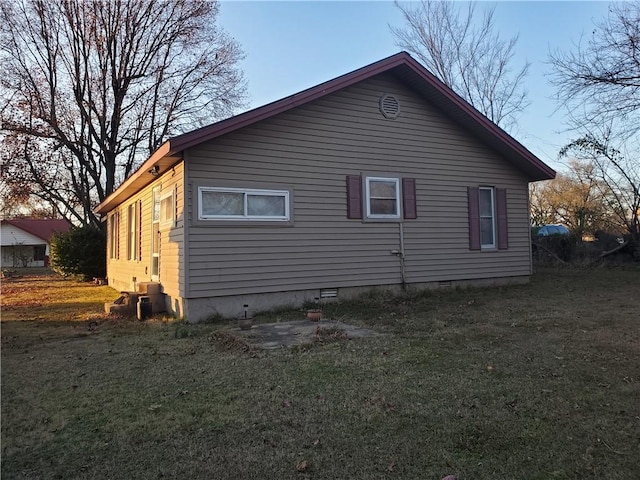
xmin=2 ymin=267 xmax=639 ymax=479
xmin=1 ymin=273 xmax=118 ymax=321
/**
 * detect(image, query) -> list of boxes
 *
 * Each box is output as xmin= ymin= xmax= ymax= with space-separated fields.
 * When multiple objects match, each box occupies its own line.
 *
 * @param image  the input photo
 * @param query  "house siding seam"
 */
xmin=183 ymin=73 xmax=531 ymax=302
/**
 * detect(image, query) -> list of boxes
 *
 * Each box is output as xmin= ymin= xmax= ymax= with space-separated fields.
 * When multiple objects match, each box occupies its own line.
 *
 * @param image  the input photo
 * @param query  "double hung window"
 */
xmin=365 ymin=177 xmax=400 ymax=219
xmin=468 ymin=186 xmax=508 ymax=251
xmin=479 ymin=187 xmax=496 ymax=249
xmin=160 ymin=191 xmax=174 ymax=227
xmin=127 ymin=202 xmax=139 ymax=261
xmin=109 ymin=212 xmax=120 ymax=259
xmin=346 ymin=175 xmax=416 ymax=221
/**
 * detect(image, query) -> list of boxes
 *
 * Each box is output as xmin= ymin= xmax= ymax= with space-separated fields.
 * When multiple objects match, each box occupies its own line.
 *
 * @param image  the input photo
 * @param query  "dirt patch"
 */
xmin=229 ymin=319 xmax=377 ymax=349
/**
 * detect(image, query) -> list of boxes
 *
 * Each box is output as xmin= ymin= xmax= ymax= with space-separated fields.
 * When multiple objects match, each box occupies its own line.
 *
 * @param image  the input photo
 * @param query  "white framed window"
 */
xmin=198 ymin=187 xmax=290 ymax=221
xmin=109 ymin=212 xmax=120 ymax=259
xmin=479 ymin=187 xmax=496 ymax=248
xmin=365 ymin=177 xmax=400 ymax=219
xmin=127 ymin=202 xmax=138 ymax=260
xmin=151 ymin=187 xmax=161 ymax=281
xmin=152 ymin=187 xmax=161 ymax=223
xmin=160 ymin=190 xmax=174 ymax=227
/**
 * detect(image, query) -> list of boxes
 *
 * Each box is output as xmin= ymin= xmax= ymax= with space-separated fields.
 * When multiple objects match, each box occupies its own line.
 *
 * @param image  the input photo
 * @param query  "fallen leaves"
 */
xmin=364 ymin=395 xmax=397 ymax=412
xmin=295 ymin=459 xmax=309 ymax=472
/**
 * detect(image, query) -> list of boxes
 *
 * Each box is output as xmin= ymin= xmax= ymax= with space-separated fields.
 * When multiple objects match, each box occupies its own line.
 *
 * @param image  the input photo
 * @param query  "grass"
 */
xmin=1 ymin=272 xmax=117 ymax=321
xmin=2 ymin=267 xmax=639 ymax=479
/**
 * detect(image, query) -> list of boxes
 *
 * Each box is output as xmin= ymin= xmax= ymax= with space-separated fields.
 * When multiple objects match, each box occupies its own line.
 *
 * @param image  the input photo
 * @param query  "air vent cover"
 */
xmin=379 ymin=94 xmax=400 ymax=119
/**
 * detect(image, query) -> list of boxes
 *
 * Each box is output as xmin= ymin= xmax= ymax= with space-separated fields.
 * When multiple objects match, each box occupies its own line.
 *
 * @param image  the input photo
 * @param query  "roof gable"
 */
xmin=96 ymin=52 xmax=555 ymax=214
xmin=1 ymin=219 xmax=71 ymax=242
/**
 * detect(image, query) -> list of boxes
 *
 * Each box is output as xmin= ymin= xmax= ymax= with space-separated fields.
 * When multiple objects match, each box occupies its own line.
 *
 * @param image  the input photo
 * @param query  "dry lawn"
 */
xmin=1 ymin=272 xmax=116 ymax=321
xmin=1 ymin=268 xmax=639 ymax=479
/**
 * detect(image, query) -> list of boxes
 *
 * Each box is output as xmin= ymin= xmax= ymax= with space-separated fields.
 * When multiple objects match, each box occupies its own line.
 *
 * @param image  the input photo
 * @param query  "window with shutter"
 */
xmin=468 ymin=186 xmax=508 ymax=250
xmin=347 ymin=175 xmax=417 ymax=221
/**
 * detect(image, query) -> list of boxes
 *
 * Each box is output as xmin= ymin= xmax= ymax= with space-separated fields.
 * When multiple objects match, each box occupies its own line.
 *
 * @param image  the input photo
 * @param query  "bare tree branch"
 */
xmin=560 ymin=134 xmax=639 ymax=243
xmin=0 ymin=0 xmax=246 ymax=226
xmin=550 ymin=2 xmax=639 ymax=260
xmin=549 ymin=2 xmax=640 ymax=138
xmin=391 ymin=0 xmax=530 ymax=131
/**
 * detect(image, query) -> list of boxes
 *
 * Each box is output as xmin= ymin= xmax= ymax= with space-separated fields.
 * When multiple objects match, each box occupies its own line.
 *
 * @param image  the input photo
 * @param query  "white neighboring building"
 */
xmin=1 ymin=219 xmax=71 ymax=268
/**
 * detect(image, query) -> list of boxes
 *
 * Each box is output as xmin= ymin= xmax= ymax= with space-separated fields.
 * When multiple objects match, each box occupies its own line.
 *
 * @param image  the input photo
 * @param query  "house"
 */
xmin=1 ymin=218 xmax=71 ymax=268
xmin=95 ymin=52 xmax=555 ymax=321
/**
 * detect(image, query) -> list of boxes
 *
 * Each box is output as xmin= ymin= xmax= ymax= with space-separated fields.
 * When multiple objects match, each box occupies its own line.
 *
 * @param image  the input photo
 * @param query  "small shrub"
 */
xmin=50 ymin=225 xmax=106 ymax=280
xmin=533 ymin=233 xmax=581 ymax=263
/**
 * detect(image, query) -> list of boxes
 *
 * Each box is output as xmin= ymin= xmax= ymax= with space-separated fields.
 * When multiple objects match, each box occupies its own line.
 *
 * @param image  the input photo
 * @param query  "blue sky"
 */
xmin=219 ymin=1 xmax=613 ymax=171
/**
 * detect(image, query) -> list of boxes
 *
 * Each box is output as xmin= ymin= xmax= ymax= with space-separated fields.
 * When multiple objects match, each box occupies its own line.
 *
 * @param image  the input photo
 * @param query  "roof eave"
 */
xmin=94 ymin=142 xmax=179 ymax=214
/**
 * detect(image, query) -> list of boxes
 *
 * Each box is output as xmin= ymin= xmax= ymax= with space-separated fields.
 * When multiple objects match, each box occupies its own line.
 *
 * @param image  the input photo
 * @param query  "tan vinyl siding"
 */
xmin=106 ymin=162 xmax=185 ymax=297
xmin=185 ymin=73 xmax=531 ymax=298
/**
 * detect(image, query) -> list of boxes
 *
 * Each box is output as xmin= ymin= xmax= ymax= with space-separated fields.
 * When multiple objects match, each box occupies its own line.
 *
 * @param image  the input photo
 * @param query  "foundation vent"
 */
xmin=379 ymin=94 xmax=400 ymax=119
xmin=320 ymin=288 xmax=338 ymax=299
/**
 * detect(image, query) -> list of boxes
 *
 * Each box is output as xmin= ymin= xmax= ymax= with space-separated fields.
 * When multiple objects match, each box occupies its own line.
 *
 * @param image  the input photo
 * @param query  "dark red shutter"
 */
xmin=138 ymin=200 xmax=143 ymax=260
xmin=346 ymin=175 xmax=362 ymax=219
xmin=468 ymin=186 xmax=481 ymax=250
xmin=402 ymin=178 xmax=417 ymax=219
xmin=116 ymin=212 xmax=120 ymax=260
xmin=496 ymin=188 xmax=508 ymax=250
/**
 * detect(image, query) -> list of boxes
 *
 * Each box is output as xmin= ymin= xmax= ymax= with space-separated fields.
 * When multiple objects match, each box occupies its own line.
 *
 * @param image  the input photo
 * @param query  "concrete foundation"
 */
xmin=180 ymin=275 xmax=530 ymax=323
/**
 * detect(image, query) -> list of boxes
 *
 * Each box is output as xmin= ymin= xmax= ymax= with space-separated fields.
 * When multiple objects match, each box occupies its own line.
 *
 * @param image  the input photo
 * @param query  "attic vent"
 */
xmin=379 ymin=94 xmax=400 ymax=119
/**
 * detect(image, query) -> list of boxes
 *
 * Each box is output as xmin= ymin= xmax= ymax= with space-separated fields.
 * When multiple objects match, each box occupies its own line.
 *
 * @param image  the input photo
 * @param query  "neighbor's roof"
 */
xmin=95 ymin=51 xmax=556 ymax=214
xmin=1 ymin=218 xmax=71 ymax=242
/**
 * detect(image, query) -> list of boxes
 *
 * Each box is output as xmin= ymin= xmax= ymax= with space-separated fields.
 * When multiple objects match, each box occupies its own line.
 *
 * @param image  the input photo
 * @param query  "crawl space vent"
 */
xmin=379 ymin=94 xmax=400 ymax=119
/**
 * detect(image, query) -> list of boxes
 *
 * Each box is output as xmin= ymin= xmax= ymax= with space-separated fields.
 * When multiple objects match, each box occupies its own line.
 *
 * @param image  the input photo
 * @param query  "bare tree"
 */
xmin=391 ymin=0 xmax=529 ymax=131
xmin=559 ymin=135 xmax=639 ymax=245
xmin=549 ymin=2 xmax=639 ymax=257
xmin=549 ymin=2 xmax=640 ymax=138
xmin=0 ymin=0 xmax=246 ymax=226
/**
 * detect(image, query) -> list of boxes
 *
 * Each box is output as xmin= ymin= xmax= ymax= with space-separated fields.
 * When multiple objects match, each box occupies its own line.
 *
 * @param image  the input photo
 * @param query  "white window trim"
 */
xmin=198 ymin=187 xmax=290 ymax=221
xmin=109 ymin=212 xmax=119 ymax=259
xmin=365 ymin=176 xmax=400 ymax=219
xmin=159 ymin=190 xmax=175 ymax=228
xmin=152 ymin=186 xmax=161 ymax=224
xmin=480 ymin=186 xmax=496 ymax=249
xmin=127 ymin=202 xmax=138 ymax=261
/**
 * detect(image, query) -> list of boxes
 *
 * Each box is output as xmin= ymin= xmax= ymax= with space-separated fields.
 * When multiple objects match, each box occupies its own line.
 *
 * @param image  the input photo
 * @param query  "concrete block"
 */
xmin=138 ymin=282 xmax=162 ymax=295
